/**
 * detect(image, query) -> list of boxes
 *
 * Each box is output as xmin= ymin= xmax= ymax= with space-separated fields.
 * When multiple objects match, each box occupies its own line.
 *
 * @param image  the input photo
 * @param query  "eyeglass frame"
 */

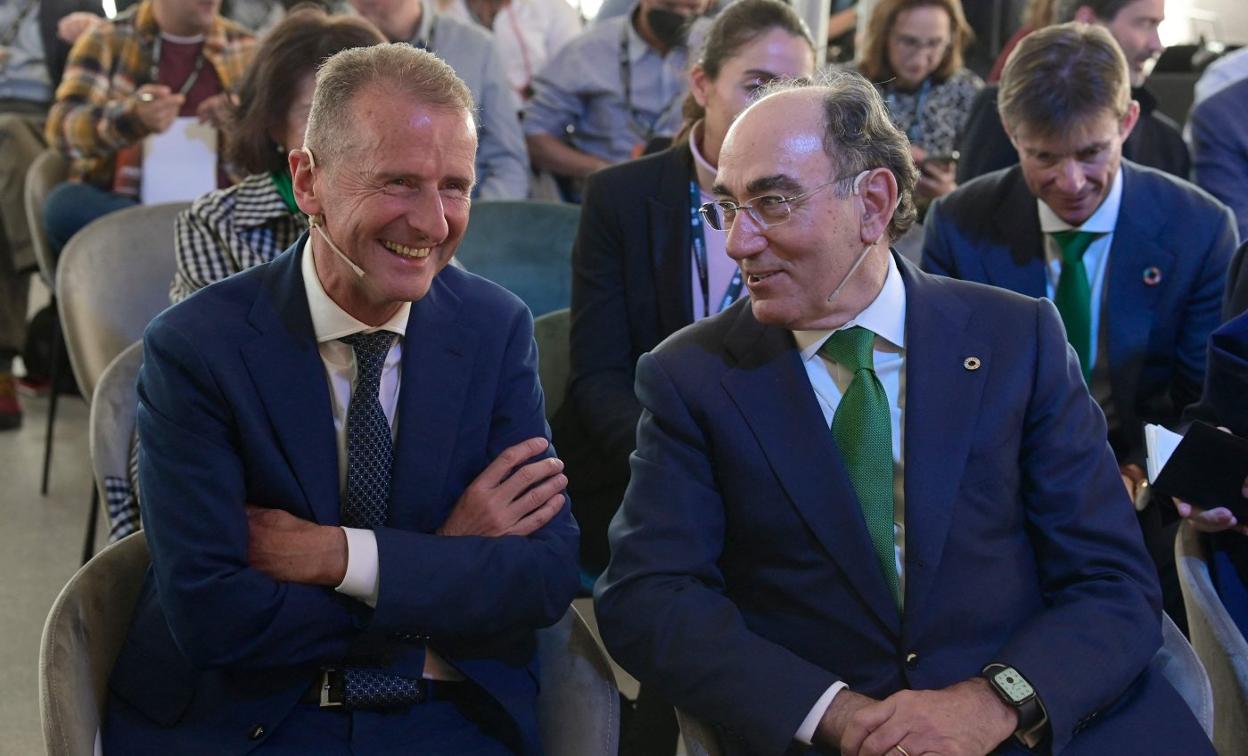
xmin=698 ymin=169 xmax=872 ymax=232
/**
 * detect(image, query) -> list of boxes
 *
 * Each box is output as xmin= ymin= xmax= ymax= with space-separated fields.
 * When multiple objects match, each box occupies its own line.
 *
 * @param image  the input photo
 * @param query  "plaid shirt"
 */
xmin=171 ymin=172 xmax=306 ymax=303
xmin=45 ymin=0 xmax=255 ymax=186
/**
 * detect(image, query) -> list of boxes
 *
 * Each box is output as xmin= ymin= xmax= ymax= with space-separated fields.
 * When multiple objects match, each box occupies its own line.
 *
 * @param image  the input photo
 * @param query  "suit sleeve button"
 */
xmin=249 ymin=724 xmax=266 ymax=740
xmin=904 ymin=652 xmax=919 ymax=669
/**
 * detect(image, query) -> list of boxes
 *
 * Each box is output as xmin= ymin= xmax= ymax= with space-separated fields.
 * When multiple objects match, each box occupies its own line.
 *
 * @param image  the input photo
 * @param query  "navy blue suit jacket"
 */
xmin=595 ymin=256 xmax=1210 ymax=755
xmin=104 ymin=239 xmax=580 ymax=754
xmin=921 ymin=161 xmax=1239 ymax=465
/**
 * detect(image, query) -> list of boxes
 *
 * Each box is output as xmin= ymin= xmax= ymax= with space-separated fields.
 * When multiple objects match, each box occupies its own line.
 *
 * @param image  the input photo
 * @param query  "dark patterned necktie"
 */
xmin=339 ymin=331 xmax=394 ymax=528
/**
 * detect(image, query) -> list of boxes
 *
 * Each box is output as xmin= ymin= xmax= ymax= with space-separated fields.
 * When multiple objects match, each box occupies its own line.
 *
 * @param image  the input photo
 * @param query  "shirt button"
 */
xmin=905 ymin=652 xmax=919 ymax=669
xmin=249 ymin=724 xmax=266 ymax=740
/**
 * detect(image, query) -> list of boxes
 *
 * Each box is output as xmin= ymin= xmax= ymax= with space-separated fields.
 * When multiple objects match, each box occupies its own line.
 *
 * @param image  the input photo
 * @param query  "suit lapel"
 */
xmin=896 ymin=259 xmax=990 ymax=621
xmin=386 ymin=274 xmax=475 ymax=532
xmin=240 ymin=239 xmax=341 ymax=525
xmin=720 ymin=305 xmax=901 ymax=636
xmin=987 ymin=169 xmax=1047 ymax=298
xmin=1104 ymin=164 xmax=1173 ymax=402
xmin=650 ymin=148 xmax=695 ymax=331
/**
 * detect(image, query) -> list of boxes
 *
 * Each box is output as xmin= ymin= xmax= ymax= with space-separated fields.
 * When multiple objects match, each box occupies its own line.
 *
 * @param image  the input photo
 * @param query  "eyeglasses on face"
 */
xmin=698 ymin=170 xmax=870 ymax=231
xmin=891 ymin=33 xmax=950 ymax=56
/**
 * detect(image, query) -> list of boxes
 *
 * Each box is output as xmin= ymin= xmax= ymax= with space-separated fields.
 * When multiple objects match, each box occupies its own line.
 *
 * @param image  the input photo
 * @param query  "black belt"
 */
xmin=299 ymin=670 xmax=463 ymax=709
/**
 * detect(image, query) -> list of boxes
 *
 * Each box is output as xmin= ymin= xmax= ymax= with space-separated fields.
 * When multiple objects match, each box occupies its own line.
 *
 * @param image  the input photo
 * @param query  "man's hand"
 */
xmin=196 ymin=92 xmax=238 ymax=129
xmin=1173 ymin=472 xmax=1248 ymax=535
xmin=437 ymin=437 xmax=567 ymax=537
xmin=911 ymin=145 xmax=957 ymax=200
xmin=131 ymin=84 xmax=184 ymax=134
xmin=246 ymin=506 xmax=348 ymax=586
xmin=1120 ymin=463 xmax=1148 ymax=510
xmin=57 ymin=11 xmax=106 ymax=43
xmin=839 ymin=678 xmax=1018 ymax=756
xmin=813 ymin=689 xmax=878 ymax=750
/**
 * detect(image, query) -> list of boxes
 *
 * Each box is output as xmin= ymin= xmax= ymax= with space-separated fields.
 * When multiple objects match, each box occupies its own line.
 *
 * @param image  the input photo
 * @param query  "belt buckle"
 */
xmin=319 ymin=670 xmax=343 ymax=708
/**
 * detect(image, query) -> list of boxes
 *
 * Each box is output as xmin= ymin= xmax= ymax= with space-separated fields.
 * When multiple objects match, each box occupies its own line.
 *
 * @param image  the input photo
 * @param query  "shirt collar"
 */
xmin=300 ymin=237 xmax=409 ymax=343
xmin=687 ymin=120 xmax=717 ymax=195
xmin=232 ymin=173 xmax=304 ymax=229
xmin=793 ymin=252 xmax=907 ymax=361
xmin=1038 ymin=164 xmax=1123 ymax=234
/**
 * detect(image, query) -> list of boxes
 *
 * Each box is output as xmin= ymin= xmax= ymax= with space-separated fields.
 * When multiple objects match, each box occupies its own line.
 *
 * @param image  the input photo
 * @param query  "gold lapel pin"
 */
xmin=963 ymin=356 xmax=981 ymax=371
xmin=1143 ymin=266 xmax=1162 ymax=286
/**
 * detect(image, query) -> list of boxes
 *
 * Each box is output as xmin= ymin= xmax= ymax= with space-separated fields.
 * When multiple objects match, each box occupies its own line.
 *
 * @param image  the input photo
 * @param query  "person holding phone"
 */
xmin=854 ymin=0 xmax=981 ymax=202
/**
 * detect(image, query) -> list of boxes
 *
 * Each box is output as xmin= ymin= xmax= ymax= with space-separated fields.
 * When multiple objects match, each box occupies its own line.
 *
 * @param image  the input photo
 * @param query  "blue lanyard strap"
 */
xmin=689 ymin=181 xmax=743 ymax=318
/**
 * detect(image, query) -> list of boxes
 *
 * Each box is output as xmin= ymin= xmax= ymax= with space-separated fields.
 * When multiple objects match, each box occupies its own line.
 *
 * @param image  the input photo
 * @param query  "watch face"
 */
xmin=993 ymin=667 xmax=1035 ymax=703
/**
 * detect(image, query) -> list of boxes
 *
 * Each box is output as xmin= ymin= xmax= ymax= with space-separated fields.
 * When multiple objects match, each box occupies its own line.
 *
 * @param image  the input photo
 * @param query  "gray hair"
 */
xmin=755 ymin=70 xmax=918 ymax=240
xmin=304 ymin=43 xmax=475 ymax=170
xmin=997 ymin=22 xmax=1130 ymax=139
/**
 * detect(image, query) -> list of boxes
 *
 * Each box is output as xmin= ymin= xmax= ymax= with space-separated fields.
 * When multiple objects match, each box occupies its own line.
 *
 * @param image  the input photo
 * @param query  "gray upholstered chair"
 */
xmin=454 ymin=201 xmax=580 ymax=318
xmin=1176 ymin=521 xmax=1248 ymax=754
xmin=674 ymin=613 xmax=1214 ymax=756
xmin=56 ymin=202 xmax=183 ymax=561
xmin=534 ymin=307 xmax=570 ymax=421
xmin=39 ymin=530 xmax=149 ymax=756
xmin=40 ymin=530 xmax=618 ymax=756
xmin=23 ymin=150 xmax=70 ymax=495
xmin=90 ymin=342 xmax=144 ymax=543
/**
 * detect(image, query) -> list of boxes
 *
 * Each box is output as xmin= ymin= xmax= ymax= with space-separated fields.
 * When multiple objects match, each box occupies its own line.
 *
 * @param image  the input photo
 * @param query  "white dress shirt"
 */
xmin=790 ymin=254 xmax=908 ymax=744
xmin=1038 ymin=164 xmax=1123 ymax=375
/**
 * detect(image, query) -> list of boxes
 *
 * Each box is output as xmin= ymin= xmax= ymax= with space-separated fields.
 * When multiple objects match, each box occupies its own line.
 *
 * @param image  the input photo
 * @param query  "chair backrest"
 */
xmin=1176 ymin=521 xmax=1248 ymax=753
xmin=56 ymin=202 xmax=185 ymax=399
xmin=455 ymin=201 xmax=580 ymax=318
xmin=537 ymin=604 xmax=621 ymax=756
xmin=23 ymin=150 xmax=68 ymax=289
xmin=534 ymin=308 xmax=570 ymax=421
xmin=90 ymin=341 xmax=145 ymax=542
xmin=39 ymin=531 xmax=149 ymax=756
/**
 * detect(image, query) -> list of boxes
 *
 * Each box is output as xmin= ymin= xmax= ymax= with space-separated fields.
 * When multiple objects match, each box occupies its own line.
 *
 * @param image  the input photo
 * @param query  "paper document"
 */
xmin=141 ymin=116 xmax=217 ymax=204
xmin=1144 ymin=423 xmax=1183 ymax=483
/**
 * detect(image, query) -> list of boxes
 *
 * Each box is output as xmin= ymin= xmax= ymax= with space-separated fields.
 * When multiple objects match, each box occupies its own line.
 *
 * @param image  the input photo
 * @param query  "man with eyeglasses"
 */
xmin=594 ymin=68 xmax=1212 ymax=756
xmin=956 ymin=0 xmax=1188 ymax=183
xmin=923 ymin=23 xmax=1237 ymax=630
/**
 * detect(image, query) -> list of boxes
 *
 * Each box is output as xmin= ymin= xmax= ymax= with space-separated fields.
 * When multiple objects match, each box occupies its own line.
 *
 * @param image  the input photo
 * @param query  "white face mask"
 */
xmin=304 ymin=147 xmax=365 ymax=279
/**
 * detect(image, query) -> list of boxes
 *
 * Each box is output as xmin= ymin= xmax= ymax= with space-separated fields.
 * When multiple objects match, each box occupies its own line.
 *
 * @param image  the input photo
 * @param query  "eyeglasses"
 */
xmin=891 ymin=33 xmax=950 ymax=57
xmin=699 ymin=170 xmax=869 ymax=231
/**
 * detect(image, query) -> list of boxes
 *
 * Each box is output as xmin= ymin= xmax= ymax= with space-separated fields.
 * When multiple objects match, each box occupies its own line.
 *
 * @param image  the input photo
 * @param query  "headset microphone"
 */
xmin=302 ymin=146 xmax=365 ymax=279
xmin=825 ymin=240 xmax=875 ymax=304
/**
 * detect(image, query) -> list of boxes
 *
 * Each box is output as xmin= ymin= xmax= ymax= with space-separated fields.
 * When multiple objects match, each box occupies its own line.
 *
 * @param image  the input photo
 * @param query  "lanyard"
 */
xmin=505 ymin=6 xmax=534 ymax=96
xmin=886 ymin=77 xmax=930 ymax=143
xmin=618 ymin=22 xmax=682 ymax=144
xmin=149 ymin=34 xmax=208 ymax=96
xmin=689 ymin=181 xmax=742 ymax=318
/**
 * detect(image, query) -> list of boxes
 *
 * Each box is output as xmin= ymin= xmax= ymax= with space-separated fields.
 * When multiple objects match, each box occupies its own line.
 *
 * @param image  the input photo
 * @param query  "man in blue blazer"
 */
xmin=595 ymin=70 xmax=1213 ymax=755
xmin=923 ymin=24 xmax=1238 ymax=509
xmin=103 ymin=45 xmax=579 ymax=754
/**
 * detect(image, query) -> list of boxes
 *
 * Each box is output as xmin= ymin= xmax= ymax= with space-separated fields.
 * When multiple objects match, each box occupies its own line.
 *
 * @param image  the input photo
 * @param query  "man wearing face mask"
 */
xmin=523 ymin=0 xmax=712 ymax=197
xmin=594 ymin=69 xmax=1212 ymax=756
xmin=922 ymin=23 xmax=1237 ymax=628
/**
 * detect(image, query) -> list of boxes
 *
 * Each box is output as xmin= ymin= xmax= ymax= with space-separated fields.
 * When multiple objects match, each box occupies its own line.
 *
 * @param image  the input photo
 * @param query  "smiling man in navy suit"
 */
xmin=103 ymin=44 xmax=579 ymax=754
xmin=594 ymin=69 xmax=1213 ymax=755
xmin=922 ymin=23 xmax=1238 ymax=625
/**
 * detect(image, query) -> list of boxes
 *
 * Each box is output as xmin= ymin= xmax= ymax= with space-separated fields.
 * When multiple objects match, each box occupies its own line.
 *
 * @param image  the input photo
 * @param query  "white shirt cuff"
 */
xmin=335 ymin=527 xmax=380 ymax=608
xmin=795 ymin=681 xmax=848 ymax=746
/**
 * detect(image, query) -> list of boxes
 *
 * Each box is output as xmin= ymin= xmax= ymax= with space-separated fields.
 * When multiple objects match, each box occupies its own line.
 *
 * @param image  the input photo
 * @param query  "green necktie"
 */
xmin=1051 ymin=230 xmax=1102 ymax=382
xmin=820 ymin=326 xmax=899 ymax=606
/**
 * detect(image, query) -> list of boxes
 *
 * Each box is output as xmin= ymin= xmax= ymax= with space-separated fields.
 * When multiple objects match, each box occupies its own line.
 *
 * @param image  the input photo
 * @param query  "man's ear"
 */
xmin=1119 ymin=100 xmax=1141 ymax=141
xmin=690 ymin=64 xmax=711 ymax=109
xmin=859 ymin=168 xmax=898 ymax=245
xmin=290 ymin=148 xmax=322 ymax=218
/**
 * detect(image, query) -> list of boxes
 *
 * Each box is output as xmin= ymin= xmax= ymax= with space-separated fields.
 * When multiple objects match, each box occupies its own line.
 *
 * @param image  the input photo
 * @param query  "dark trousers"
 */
xmin=43 ymin=181 xmax=138 ymax=260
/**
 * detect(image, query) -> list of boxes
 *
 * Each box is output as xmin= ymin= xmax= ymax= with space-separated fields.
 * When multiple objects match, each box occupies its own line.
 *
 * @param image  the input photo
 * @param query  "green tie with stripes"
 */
xmin=820 ymin=326 xmax=899 ymax=606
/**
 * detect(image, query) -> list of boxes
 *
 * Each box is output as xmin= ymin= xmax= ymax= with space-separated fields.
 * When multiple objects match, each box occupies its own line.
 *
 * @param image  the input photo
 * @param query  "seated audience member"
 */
xmin=42 ymin=0 xmax=255 ymax=259
xmin=986 ymin=0 xmax=1056 ymax=83
xmin=856 ymin=0 xmax=980 ymax=204
xmin=349 ymin=0 xmax=529 ymax=199
xmin=523 ymin=0 xmax=712 ymax=196
xmin=559 ymin=0 xmax=814 ymax=578
xmin=957 ymin=0 xmax=1188 ymax=184
xmin=826 ymin=0 xmax=858 ymax=62
xmin=922 ymin=23 xmax=1237 ymax=622
xmin=0 ymin=0 xmax=103 ymax=429
xmin=170 ymin=7 xmax=385 ymax=303
xmin=1190 ymin=77 xmax=1248 ymax=243
xmin=1180 ymin=311 xmax=1248 ymax=634
xmin=437 ymin=0 xmax=582 ymax=103
xmin=103 ymin=43 xmax=579 ymax=752
xmin=594 ymin=69 xmax=1214 ymax=756
xmin=1192 ymin=45 xmax=1248 ymax=105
